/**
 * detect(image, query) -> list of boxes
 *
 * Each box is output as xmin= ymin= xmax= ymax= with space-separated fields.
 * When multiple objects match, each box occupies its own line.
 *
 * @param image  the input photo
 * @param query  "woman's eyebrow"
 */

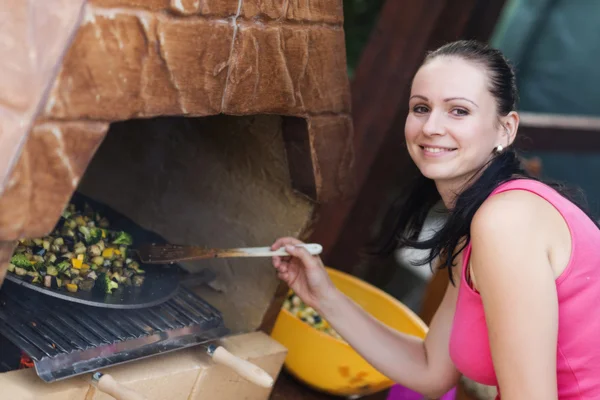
xmin=409 ymin=95 xmax=479 ymax=108
xmin=445 ymin=97 xmax=479 ymax=108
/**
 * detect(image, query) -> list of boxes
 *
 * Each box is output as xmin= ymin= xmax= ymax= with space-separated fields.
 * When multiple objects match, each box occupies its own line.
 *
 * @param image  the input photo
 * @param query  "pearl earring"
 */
xmin=495 ymin=144 xmax=504 ymax=153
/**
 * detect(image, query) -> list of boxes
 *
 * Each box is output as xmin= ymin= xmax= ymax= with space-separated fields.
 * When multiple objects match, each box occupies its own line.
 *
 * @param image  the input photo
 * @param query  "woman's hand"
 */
xmin=271 ymin=237 xmax=337 ymax=311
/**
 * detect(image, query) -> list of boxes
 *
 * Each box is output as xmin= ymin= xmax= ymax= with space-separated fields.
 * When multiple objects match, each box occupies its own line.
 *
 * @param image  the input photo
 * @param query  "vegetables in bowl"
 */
xmin=282 ymin=292 xmax=345 ymax=342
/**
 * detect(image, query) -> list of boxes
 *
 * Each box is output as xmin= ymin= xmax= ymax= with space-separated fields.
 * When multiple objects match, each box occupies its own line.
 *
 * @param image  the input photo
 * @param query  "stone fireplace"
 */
xmin=0 ymin=1 xmax=353 ymax=398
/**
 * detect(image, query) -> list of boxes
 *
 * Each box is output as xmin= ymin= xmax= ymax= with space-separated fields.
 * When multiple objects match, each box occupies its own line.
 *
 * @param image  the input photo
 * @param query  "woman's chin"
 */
xmin=418 ymin=167 xmax=455 ymax=181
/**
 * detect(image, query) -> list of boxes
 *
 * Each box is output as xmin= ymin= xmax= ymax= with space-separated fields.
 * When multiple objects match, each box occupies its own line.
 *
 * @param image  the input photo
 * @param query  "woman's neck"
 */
xmin=435 ymin=174 xmax=477 ymax=209
xmin=435 ymin=182 xmax=459 ymax=209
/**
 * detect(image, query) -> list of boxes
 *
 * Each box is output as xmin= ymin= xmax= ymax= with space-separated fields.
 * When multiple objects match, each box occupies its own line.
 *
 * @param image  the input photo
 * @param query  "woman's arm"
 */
xmin=318 ymin=273 xmax=461 ymax=397
xmin=471 ymin=191 xmax=559 ymax=400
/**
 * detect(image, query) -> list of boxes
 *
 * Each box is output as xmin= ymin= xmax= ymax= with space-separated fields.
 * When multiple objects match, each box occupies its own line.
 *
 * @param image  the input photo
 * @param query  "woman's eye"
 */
xmin=413 ymin=105 xmax=429 ymax=114
xmin=451 ymin=108 xmax=469 ymax=116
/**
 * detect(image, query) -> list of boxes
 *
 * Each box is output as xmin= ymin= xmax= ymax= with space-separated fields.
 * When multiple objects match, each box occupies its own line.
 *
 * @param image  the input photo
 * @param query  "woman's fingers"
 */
xmin=271 ymin=237 xmax=304 ymax=251
xmin=272 ymin=237 xmax=300 ymax=269
xmin=284 ymin=245 xmax=319 ymax=270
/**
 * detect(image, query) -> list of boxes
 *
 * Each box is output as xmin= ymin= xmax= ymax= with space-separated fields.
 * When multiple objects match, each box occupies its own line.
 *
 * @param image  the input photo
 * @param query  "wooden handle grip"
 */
xmin=236 ymin=243 xmax=323 ymax=257
xmin=96 ymin=374 xmax=148 ymax=400
xmin=211 ymin=346 xmax=274 ymax=388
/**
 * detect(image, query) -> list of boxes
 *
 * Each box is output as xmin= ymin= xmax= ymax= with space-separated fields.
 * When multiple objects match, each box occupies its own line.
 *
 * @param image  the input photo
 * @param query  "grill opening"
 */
xmin=0 ymin=114 xmax=315 ymax=379
xmin=74 ymin=115 xmax=313 ymax=334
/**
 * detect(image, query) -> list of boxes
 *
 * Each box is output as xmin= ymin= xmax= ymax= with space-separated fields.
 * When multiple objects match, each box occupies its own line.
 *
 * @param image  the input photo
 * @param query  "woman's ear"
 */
xmin=502 ymin=111 xmax=519 ymax=147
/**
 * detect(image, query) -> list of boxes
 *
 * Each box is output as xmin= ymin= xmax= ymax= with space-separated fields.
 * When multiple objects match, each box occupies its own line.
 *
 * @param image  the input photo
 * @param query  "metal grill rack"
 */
xmin=0 ymin=282 xmax=229 ymax=382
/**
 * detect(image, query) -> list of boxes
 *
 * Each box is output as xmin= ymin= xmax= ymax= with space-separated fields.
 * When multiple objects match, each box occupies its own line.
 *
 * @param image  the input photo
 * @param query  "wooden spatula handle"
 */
xmin=93 ymin=372 xmax=148 ymax=400
xmin=210 ymin=346 xmax=274 ymax=388
xmin=236 ymin=243 xmax=322 ymax=257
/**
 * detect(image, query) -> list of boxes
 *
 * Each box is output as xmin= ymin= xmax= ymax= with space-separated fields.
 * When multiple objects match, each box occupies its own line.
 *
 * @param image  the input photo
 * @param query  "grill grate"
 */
xmin=0 ymin=282 xmax=229 ymax=382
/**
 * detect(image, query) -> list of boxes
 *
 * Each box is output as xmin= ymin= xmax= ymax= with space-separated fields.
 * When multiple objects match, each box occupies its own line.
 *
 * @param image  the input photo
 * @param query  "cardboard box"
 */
xmin=0 ymin=331 xmax=287 ymax=400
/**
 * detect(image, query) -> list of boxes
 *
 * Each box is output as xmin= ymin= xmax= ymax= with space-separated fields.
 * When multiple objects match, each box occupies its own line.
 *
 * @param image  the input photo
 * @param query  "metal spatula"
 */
xmin=136 ymin=243 xmax=322 ymax=264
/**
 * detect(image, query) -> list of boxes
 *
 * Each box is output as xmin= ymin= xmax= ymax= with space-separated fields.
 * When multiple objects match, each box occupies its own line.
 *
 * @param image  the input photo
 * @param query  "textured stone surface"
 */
xmin=0 ymin=0 xmax=354 ymax=253
xmin=308 ymin=115 xmax=355 ymax=201
xmin=241 ymin=0 xmax=344 ymax=24
xmin=222 ymin=23 xmax=350 ymax=115
xmin=90 ymin=0 xmax=170 ymax=10
xmin=0 ymin=0 xmax=85 ymax=196
xmin=0 ymin=109 xmax=26 ymax=194
xmin=0 ymin=0 xmax=84 ymax=111
xmin=285 ymin=0 xmax=344 ymax=24
xmin=43 ymin=3 xmax=349 ymax=121
xmin=156 ymin=16 xmax=233 ymax=114
xmin=90 ymin=0 xmax=239 ymax=16
xmin=44 ymin=7 xmax=233 ymax=120
xmin=90 ymin=0 xmax=343 ymax=21
xmin=0 ymin=121 xmax=108 ymax=240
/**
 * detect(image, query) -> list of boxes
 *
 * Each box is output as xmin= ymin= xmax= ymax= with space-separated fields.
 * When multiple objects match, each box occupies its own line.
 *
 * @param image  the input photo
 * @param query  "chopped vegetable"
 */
xmin=112 ymin=231 xmax=132 ymax=246
xmin=92 ymin=256 xmax=104 ymax=266
xmin=98 ymin=272 xmax=119 ymax=294
xmin=10 ymin=254 xmax=31 ymax=268
xmin=66 ymin=283 xmax=78 ymax=293
xmin=78 ymin=226 xmax=103 ymax=244
xmin=88 ymin=245 xmax=101 ymax=257
xmin=56 ymin=261 xmax=70 ymax=273
xmin=71 ymin=258 xmax=83 ymax=269
xmin=79 ymin=279 xmax=95 ymax=292
xmin=283 ymin=292 xmax=345 ymax=342
xmin=102 ymin=248 xmax=114 ymax=259
xmin=7 ymin=201 xmax=148 ymax=295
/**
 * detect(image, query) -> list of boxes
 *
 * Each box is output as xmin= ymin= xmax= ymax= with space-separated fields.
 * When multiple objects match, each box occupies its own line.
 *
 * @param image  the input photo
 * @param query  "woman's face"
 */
xmin=405 ymin=56 xmax=508 ymax=188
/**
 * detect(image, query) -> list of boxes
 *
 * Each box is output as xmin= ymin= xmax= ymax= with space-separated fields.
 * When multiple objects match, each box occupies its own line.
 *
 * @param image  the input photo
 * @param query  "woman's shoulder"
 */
xmin=472 ymin=186 xmax=544 ymax=236
xmin=472 ymin=179 xmax=557 ymax=239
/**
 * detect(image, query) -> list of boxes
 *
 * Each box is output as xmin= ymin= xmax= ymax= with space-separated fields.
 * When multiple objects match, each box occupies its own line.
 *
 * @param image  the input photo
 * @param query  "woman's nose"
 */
xmin=422 ymin=112 xmax=445 ymax=136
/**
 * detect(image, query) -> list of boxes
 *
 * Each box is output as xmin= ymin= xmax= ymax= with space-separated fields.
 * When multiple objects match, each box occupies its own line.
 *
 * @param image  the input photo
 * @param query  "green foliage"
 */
xmin=343 ymin=0 xmax=385 ymax=77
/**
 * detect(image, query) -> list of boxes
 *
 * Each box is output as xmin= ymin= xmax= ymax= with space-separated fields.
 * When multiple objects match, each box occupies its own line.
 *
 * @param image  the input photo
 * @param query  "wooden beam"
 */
xmin=517 ymin=112 xmax=600 ymax=152
xmin=309 ymin=0 xmax=507 ymax=278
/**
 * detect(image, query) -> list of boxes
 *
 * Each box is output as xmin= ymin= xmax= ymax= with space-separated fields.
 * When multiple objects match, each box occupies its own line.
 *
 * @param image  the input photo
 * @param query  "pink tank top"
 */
xmin=449 ymin=179 xmax=600 ymax=399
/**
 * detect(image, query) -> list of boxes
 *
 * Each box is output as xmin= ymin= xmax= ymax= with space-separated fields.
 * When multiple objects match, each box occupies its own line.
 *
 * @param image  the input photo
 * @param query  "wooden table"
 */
xmin=270 ymin=370 xmax=390 ymax=400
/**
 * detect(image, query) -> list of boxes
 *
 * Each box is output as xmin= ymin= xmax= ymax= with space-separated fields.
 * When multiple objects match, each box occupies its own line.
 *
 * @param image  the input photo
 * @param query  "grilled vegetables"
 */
xmin=7 ymin=202 xmax=146 ymax=294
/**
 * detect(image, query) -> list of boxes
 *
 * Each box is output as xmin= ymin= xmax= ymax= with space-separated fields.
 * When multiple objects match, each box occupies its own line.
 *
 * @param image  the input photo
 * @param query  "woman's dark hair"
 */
xmin=368 ymin=40 xmax=598 ymax=284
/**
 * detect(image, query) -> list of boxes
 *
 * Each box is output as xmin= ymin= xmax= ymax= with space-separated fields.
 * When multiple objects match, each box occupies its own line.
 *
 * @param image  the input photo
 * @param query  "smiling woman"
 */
xmin=405 ymin=53 xmax=518 ymax=198
xmin=271 ymin=40 xmax=600 ymax=399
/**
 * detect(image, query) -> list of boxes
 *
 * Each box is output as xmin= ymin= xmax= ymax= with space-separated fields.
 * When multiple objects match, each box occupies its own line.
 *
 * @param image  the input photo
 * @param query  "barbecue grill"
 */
xmin=0 ymin=282 xmax=227 ymax=382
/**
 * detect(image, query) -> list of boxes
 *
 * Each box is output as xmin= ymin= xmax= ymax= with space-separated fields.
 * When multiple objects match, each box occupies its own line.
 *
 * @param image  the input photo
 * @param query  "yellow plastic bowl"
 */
xmin=271 ymin=267 xmax=428 ymax=397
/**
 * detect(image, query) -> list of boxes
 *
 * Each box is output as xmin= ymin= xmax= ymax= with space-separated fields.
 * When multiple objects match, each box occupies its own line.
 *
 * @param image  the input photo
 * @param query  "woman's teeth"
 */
xmin=423 ymin=147 xmax=453 ymax=153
